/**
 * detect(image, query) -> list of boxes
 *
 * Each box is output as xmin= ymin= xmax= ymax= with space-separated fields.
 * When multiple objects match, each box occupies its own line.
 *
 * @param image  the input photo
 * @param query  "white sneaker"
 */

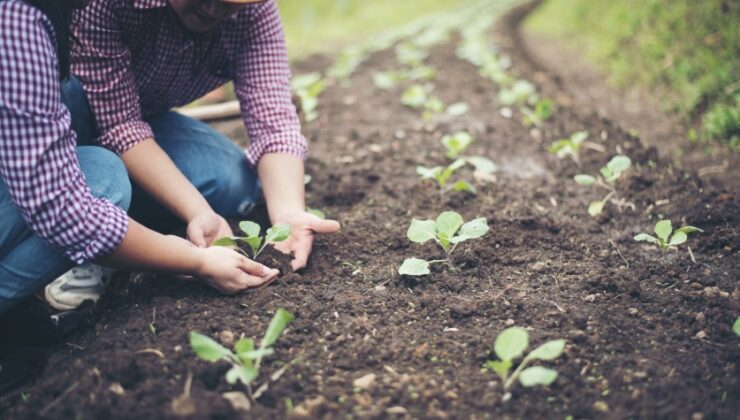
xmin=44 ymin=264 xmax=114 ymax=310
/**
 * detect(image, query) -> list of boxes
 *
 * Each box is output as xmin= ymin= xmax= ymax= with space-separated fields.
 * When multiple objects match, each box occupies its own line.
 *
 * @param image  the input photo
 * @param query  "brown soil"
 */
xmin=2 ymin=4 xmax=738 ymax=419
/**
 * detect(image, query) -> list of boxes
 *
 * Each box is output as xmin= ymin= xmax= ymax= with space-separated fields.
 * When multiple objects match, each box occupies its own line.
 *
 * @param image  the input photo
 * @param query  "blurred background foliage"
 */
xmin=526 ymin=0 xmax=739 ymax=147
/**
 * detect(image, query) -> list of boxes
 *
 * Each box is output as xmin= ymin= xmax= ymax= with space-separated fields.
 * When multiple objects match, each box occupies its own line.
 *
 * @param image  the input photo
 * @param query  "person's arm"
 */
xmin=71 ymin=0 xmax=229 ymax=246
xmin=0 ymin=3 xmax=274 ymax=293
xmin=236 ymin=2 xmax=339 ymax=270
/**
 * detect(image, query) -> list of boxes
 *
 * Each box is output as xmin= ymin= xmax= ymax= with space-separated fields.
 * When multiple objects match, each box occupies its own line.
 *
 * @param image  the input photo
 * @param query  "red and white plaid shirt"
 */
xmin=70 ymin=0 xmax=307 ymax=166
xmin=0 ymin=0 xmax=128 ymax=264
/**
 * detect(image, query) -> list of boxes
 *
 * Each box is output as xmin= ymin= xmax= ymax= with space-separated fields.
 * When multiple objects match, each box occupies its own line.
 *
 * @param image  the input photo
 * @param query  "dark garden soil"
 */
xmin=3 ymin=3 xmax=738 ymax=419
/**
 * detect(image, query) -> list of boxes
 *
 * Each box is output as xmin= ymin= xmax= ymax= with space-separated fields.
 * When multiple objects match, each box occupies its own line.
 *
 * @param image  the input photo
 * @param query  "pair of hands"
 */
xmin=186 ymin=210 xmax=340 ymax=293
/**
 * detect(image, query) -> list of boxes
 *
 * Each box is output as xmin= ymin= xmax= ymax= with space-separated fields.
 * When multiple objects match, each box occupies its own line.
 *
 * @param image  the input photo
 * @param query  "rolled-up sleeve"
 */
xmin=234 ymin=1 xmax=308 ymax=166
xmin=0 ymin=2 xmax=128 ymax=264
xmin=70 ymin=0 xmax=154 ymax=156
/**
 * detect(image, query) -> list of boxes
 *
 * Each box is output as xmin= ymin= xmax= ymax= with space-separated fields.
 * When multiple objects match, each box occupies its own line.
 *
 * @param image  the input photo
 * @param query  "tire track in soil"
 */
xmin=4 ymin=6 xmax=738 ymax=419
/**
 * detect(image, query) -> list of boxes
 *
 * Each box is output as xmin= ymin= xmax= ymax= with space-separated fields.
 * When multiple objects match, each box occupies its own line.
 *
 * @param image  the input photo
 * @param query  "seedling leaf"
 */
xmin=634 ymin=233 xmax=659 ymax=244
xmin=190 ymin=332 xmax=231 ymax=362
xmin=436 ymin=211 xmax=464 ymax=240
xmin=441 ymin=132 xmax=474 ymax=159
xmin=529 ymin=339 xmax=566 ymax=361
xmin=571 ymin=131 xmax=588 ymax=145
xmin=607 ymin=155 xmax=631 ymax=174
xmin=239 ymin=221 xmax=260 ymax=238
xmin=446 ymin=102 xmax=469 ymax=116
xmin=574 ymin=175 xmax=596 ymax=186
xmin=733 ymin=317 xmax=740 ymax=336
xmin=265 ymin=225 xmax=291 ymax=243
xmin=669 ymin=231 xmax=688 ymax=246
xmin=239 ymin=237 xmax=262 ymax=255
xmin=453 ymin=180 xmax=476 ymax=194
xmin=655 ymin=220 xmax=673 ymax=242
xmin=261 ymin=308 xmax=295 ymax=349
xmin=407 ymin=219 xmax=436 ymax=243
xmin=674 ymin=226 xmax=703 ymax=234
xmin=226 ymin=365 xmax=259 ymax=386
xmin=236 ymin=348 xmax=275 ymax=360
xmin=213 ymin=237 xmax=238 ymax=247
xmin=494 ymin=327 xmax=529 ymax=361
xmin=453 ymin=217 xmax=489 ymax=242
xmin=519 ymin=366 xmax=558 ymax=387
xmin=234 ymin=338 xmax=255 ymax=355
xmin=588 ymin=201 xmax=605 ymax=216
xmin=417 ymin=165 xmax=441 ymax=179
xmin=398 ymin=258 xmax=430 ymax=276
xmin=465 ymin=156 xmax=497 ymax=174
xmin=486 ymin=359 xmax=512 ymax=381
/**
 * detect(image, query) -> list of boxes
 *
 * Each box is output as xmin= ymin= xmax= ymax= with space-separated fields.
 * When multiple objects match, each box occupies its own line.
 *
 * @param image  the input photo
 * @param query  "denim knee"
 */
xmin=205 ymin=158 xmax=261 ymax=219
xmin=77 ymin=147 xmax=132 ymax=211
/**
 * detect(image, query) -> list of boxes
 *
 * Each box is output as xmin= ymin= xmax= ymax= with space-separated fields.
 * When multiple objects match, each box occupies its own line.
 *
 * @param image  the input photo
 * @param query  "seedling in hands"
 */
xmin=417 ymin=159 xmax=476 ymax=194
xmin=441 ymin=131 xmax=474 ymax=159
xmin=574 ymin=155 xmax=634 ymax=216
xmin=189 ymin=308 xmax=294 ymax=396
xmin=484 ymin=327 xmax=566 ymax=392
xmin=399 ymin=211 xmax=489 ymax=275
xmin=634 ymin=219 xmax=702 ymax=253
xmin=213 ymin=221 xmax=291 ymax=259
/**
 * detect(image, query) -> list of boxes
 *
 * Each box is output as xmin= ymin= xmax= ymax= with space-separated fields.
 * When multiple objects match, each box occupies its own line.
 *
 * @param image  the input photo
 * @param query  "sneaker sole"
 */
xmin=43 ymin=287 xmax=98 ymax=311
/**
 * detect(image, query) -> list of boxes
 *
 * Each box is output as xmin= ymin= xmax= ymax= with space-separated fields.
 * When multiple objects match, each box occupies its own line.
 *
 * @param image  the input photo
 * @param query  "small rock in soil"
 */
xmin=593 ymin=401 xmax=609 ymax=413
xmin=353 ymin=373 xmax=376 ymax=390
xmin=218 ymin=330 xmax=235 ymax=346
xmin=222 ymin=391 xmax=251 ymax=412
xmin=695 ymin=312 xmax=705 ymax=323
xmin=694 ymin=330 xmax=707 ymax=339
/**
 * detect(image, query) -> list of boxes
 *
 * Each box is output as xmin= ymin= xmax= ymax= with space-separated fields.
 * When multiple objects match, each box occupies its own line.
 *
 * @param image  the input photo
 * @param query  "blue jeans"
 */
xmin=0 ymin=77 xmax=259 ymax=314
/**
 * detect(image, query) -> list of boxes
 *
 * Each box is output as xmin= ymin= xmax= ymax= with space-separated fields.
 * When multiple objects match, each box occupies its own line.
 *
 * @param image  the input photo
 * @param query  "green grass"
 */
xmin=525 ymin=0 xmax=739 ymax=148
xmin=278 ymin=0 xmax=465 ymax=60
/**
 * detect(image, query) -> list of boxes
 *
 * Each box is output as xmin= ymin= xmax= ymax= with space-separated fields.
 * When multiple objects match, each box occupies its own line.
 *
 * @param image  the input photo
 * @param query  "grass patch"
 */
xmin=525 ymin=0 xmax=739 ymax=148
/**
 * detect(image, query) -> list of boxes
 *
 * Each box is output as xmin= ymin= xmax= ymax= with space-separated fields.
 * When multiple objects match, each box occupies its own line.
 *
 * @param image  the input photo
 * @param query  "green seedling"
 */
xmin=484 ymin=327 xmax=566 ymax=392
xmin=497 ymin=80 xmax=537 ymax=106
xmin=574 ymin=155 xmax=634 ymax=216
xmin=291 ymin=72 xmax=325 ymax=122
xmin=445 ymin=102 xmax=469 ymax=116
xmin=522 ymin=98 xmax=554 ymax=127
xmin=399 ymin=211 xmax=489 ymax=275
xmin=327 ymin=47 xmax=366 ymax=80
xmin=733 ymin=318 xmax=740 ymax=336
xmin=441 ymin=131 xmax=474 ymax=159
xmin=213 ymin=221 xmax=291 ymax=259
xmin=395 ymin=42 xmax=428 ymax=66
xmin=634 ymin=220 xmax=703 ymax=253
xmin=190 ymin=308 xmax=294 ymax=395
xmin=401 ymin=84 xmax=445 ymax=120
xmin=549 ymin=131 xmax=589 ymax=165
xmin=417 ymin=159 xmax=475 ymax=195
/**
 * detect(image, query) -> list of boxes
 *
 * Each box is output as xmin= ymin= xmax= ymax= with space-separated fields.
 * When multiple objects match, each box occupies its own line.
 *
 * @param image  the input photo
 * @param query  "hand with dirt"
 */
xmin=196 ymin=246 xmax=279 ymax=294
xmin=187 ymin=211 xmax=232 ymax=247
xmin=273 ymin=211 xmax=341 ymax=271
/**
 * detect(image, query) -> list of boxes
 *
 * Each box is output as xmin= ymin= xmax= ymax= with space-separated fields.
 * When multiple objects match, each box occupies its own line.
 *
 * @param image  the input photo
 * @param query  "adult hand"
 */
xmin=187 ymin=211 xmax=232 ymax=247
xmin=273 ymin=211 xmax=340 ymax=271
xmin=196 ymin=246 xmax=279 ymax=294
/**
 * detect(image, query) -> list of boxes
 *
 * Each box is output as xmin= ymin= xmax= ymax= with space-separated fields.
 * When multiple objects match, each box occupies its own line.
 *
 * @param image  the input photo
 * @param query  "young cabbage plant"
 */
xmin=484 ymin=327 xmax=566 ymax=392
xmin=291 ymin=72 xmax=325 ymax=122
xmin=521 ymin=98 xmax=554 ymax=127
xmin=549 ymin=131 xmax=588 ymax=165
xmin=189 ymin=308 xmax=294 ymax=396
xmin=574 ymin=155 xmax=634 ymax=217
xmin=441 ymin=131 xmax=474 ymax=159
xmin=394 ymin=41 xmax=428 ymax=67
xmin=213 ymin=221 xmax=291 ymax=259
xmin=417 ymin=159 xmax=476 ymax=195
xmin=634 ymin=220 xmax=703 ymax=253
xmin=398 ymin=211 xmax=489 ymax=275
xmin=497 ymin=80 xmax=537 ymax=106
xmin=401 ymin=84 xmax=445 ymax=120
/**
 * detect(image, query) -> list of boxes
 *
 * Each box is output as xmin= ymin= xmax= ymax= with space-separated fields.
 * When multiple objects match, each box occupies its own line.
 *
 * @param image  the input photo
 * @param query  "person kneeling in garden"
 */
xmin=44 ymin=0 xmax=340 ymax=310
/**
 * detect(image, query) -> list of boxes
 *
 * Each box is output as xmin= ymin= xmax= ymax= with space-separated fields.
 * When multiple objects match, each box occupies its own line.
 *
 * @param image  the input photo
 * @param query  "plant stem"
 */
xmin=504 ymin=353 xmax=533 ymax=391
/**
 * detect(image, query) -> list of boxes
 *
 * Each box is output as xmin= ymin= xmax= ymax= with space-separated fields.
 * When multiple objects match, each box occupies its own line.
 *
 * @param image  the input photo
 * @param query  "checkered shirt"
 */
xmin=70 ymin=0 xmax=307 ymax=166
xmin=0 ymin=0 xmax=128 ymax=264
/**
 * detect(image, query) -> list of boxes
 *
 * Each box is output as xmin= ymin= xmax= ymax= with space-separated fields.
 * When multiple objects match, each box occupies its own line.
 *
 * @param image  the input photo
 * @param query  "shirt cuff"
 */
xmin=98 ymin=120 xmax=154 ymax=156
xmin=245 ymin=132 xmax=308 ymax=166
xmin=64 ymin=199 xmax=128 ymax=264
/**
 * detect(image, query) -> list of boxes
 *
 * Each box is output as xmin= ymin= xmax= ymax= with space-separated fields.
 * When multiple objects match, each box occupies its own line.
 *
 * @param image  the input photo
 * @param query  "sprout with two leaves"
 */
xmin=521 ymin=98 xmax=554 ymax=128
xmin=574 ymin=155 xmax=635 ymax=217
xmin=417 ymin=159 xmax=476 ymax=195
xmin=484 ymin=327 xmax=566 ymax=392
xmin=548 ymin=131 xmax=606 ymax=166
xmin=399 ymin=211 xmax=489 ymax=276
xmin=189 ymin=308 xmax=294 ymax=395
xmin=401 ymin=84 xmax=446 ymax=120
xmin=214 ymin=221 xmax=291 ymax=260
xmin=441 ymin=131 xmax=474 ymax=159
xmin=634 ymin=220 xmax=703 ymax=253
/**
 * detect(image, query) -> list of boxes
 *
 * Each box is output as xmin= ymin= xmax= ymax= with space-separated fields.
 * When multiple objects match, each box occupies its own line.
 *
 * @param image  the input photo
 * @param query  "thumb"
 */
xmin=188 ymin=225 xmax=207 ymax=248
xmin=309 ymin=218 xmax=341 ymax=234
